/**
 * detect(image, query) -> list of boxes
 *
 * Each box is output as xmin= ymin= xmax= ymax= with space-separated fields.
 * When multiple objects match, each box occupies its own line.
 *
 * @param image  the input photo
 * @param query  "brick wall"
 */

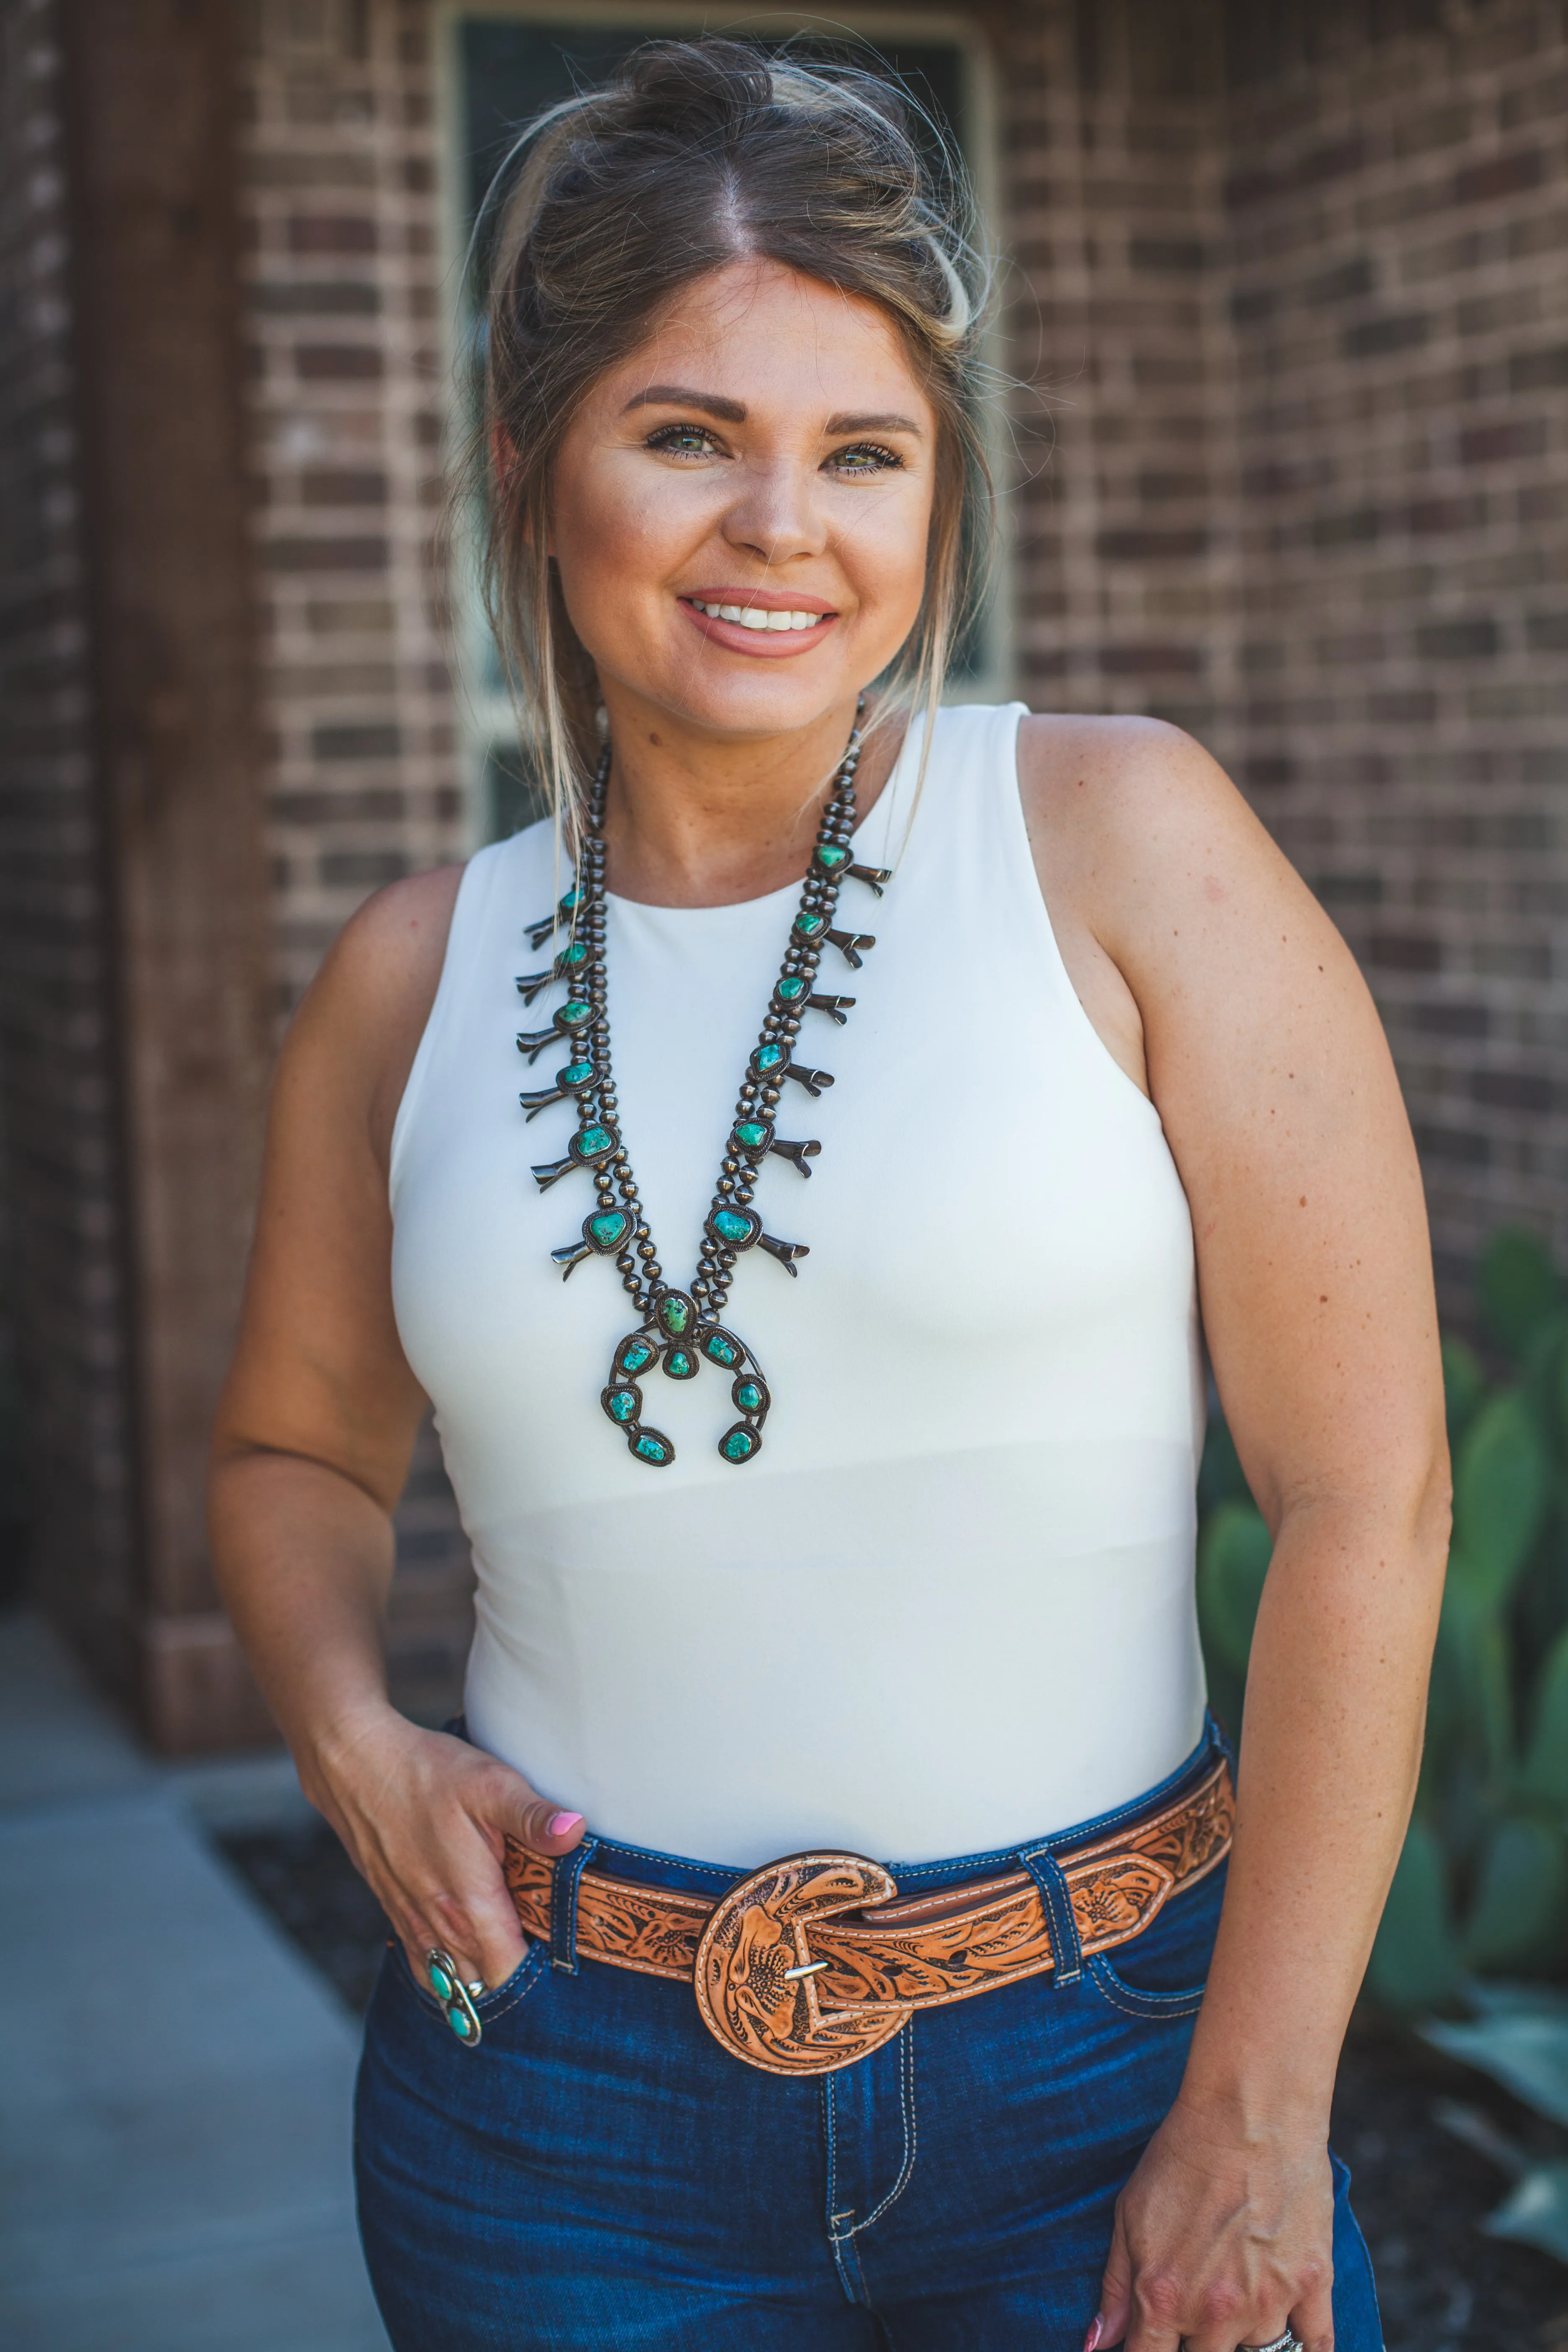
xmin=1000 ymin=0 xmax=1568 ymax=1308
xmin=1001 ymin=0 xmax=1242 ymax=771
xmin=1224 ymin=0 xmax=1568 ymax=1299
xmin=0 ymin=0 xmax=140 ymax=1681
xmin=236 ymin=0 xmax=475 ymax=1717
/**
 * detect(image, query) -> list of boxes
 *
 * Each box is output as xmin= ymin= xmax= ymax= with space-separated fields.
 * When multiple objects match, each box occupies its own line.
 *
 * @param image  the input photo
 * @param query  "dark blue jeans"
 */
xmin=355 ymin=1731 xmax=1381 ymax=2349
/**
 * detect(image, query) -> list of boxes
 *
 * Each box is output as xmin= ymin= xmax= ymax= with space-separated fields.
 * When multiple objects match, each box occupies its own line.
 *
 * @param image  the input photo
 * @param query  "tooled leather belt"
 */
xmin=503 ymin=1756 xmax=1233 ymax=2076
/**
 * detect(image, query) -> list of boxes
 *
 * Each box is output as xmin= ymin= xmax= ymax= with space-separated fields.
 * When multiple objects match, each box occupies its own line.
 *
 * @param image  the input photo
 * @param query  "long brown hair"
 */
xmin=470 ymin=37 xmax=994 ymax=835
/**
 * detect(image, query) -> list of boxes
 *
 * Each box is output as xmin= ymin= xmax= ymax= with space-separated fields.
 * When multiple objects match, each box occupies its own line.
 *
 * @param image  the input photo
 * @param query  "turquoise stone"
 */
xmin=589 ymin=1211 xmax=627 ymax=1248
xmin=776 ymin=975 xmax=807 ymax=1001
xmin=562 ymin=1060 xmax=595 ymax=1087
xmin=735 ymin=1380 xmax=763 ymax=1413
xmin=561 ymin=999 xmax=591 ymax=1025
xmin=620 ymin=1338 xmax=655 ymax=1375
xmin=816 ymin=843 xmax=849 ymax=869
xmin=560 ymin=939 xmax=588 ymax=967
xmin=428 ymin=1963 xmax=453 ymax=1999
xmin=755 ymin=1043 xmax=784 ymax=1072
xmin=658 ymin=1295 xmax=690 ymax=1336
xmin=712 ymin=1208 xmax=753 ymax=1244
xmin=605 ymin=1386 xmax=637 ymax=1423
xmin=577 ymin=1125 xmax=611 ymax=1155
xmin=559 ymin=885 xmax=581 ymax=911
xmin=704 ymin=1333 xmax=740 ymax=1367
xmin=665 ymin=1350 xmax=693 ymax=1378
xmin=734 ymin=1120 xmax=769 ymax=1151
xmin=722 ymin=1427 xmax=757 ymax=1462
xmin=446 ymin=2005 xmax=473 ymax=2037
xmin=634 ymin=1432 xmax=672 ymax=1465
xmin=793 ymin=911 xmax=827 ymax=939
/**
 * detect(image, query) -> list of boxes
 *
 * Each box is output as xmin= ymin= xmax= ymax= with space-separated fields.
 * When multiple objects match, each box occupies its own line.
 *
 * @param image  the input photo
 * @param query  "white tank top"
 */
xmin=390 ymin=704 xmax=1207 ymax=1866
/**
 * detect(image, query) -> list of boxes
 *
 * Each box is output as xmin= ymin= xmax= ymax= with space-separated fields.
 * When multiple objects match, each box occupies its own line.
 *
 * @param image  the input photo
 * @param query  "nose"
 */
xmin=720 ymin=455 xmax=828 ymax=570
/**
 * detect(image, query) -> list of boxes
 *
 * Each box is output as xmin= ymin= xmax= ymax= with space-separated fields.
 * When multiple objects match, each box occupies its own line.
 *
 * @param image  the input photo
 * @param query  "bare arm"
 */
xmin=1021 ymin=716 xmax=1449 ymax=2352
xmin=209 ymin=864 xmax=585 ymax=1995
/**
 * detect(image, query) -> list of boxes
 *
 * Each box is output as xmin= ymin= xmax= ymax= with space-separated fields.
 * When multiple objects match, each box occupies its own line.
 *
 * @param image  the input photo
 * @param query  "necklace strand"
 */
xmin=514 ymin=716 xmax=890 ymax=1468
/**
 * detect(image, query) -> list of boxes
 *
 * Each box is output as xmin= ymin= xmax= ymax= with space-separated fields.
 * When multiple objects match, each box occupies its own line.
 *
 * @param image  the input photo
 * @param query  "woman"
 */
xmin=211 ymin=42 xmax=1448 ymax=2352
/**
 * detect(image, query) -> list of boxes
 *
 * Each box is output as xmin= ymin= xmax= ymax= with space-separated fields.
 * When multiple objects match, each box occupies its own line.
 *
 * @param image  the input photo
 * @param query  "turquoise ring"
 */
xmin=426 ymin=1947 xmax=484 ymax=2048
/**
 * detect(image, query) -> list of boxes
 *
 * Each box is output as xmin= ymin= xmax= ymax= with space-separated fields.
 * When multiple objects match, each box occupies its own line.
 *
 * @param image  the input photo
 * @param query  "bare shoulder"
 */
xmin=281 ymin=862 xmax=467 ymax=1163
xmin=1016 ymin=710 xmax=1327 ymax=977
xmin=1018 ymin=711 xmax=1248 ymax=868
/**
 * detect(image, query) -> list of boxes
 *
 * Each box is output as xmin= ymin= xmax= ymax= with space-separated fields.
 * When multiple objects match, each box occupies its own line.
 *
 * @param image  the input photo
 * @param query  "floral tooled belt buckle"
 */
xmin=694 ymin=1853 xmax=912 ymax=2077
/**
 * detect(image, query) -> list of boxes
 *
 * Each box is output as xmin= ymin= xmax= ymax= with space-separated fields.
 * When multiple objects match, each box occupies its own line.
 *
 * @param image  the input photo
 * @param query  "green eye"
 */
xmin=649 ymin=423 xmax=718 ymax=457
xmin=830 ymin=441 xmax=903 ymax=475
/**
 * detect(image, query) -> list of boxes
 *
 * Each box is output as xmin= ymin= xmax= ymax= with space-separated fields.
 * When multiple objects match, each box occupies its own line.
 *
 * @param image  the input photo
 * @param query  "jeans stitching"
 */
xmin=1086 ymin=1953 xmax=1205 ymax=2019
xmin=475 ymin=1946 xmax=552 ymax=2027
xmin=823 ymin=2074 xmax=871 ymax=2306
xmin=850 ymin=2025 xmax=919 ymax=2235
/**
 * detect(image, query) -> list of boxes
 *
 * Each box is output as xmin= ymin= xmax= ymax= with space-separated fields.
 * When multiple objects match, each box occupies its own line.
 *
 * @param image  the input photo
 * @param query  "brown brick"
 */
xmin=311 ymin=722 xmax=401 ymax=760
xmin=1344 ymin=311 xmax=1429 ymax=358
xmin=1369 ymin=934 xmax=1443 ymax=973
xmin=1098 ymin=643 xmax=1205 ymax=677
xmin=295 ymin=342 xmax=382 ymax=381
xmin=1304 ymin=254 xmax=1375 ymax=304
xmin=319 ymin=849 xmax=407 ymax=887
xmin=1454 ymin=148 xmax=1545 ymax=206
xmin=1129 ymin=236 xmax=1208 ymax=272
xmin=1499 ymin=67 xmax=1568 ymax=129
xmin=1095 ymin=527 xmax=1209 ymax=560
xmin=1509 ymin=343 xmax=1568 ymax=391
xmin=287 ymin=212 xmax=377 ymax=253
xmin=1414 ymin=1123 xmax=1491 ymax=1166
xmin=1416 ymin=1002 xmax=1490 ymax=1039
xmin=300 ymin=467 xmax=387 ymax=505
xmin=1474 ymin=1069 xmax=1555 ymax=1112
xmin=263 ymin=536 xmax=388 ymax=573
xmin=1459 ymin=418 xmax=1548 ymax=464
xmin=251 ymin=279 xmax=379 ymax=315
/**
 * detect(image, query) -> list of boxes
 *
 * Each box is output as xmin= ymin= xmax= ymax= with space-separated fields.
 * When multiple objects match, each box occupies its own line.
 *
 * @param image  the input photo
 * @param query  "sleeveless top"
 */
xmin=390 ymin=703 xmax=1207 ymax=1867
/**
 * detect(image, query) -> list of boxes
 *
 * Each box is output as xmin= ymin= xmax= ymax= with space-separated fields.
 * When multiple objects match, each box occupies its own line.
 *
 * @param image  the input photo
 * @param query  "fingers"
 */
xmin=1093 ymin=2205 xmax=1134 ymax=2349
xmin=1293 ymin=2277 xmax=1336 ymax=2352
xmin=504 ymin=1787 xmax=588 ymax=1857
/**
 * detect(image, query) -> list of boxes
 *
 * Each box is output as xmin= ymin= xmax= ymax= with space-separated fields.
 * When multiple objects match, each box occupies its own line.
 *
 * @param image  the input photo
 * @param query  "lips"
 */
xmin=678 ymin=593 xmax=838 ymax=655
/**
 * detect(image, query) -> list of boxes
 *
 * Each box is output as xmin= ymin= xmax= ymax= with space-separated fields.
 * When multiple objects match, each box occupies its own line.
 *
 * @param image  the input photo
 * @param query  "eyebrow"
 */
xmin=622 ymin=385 xmax=924 ymax=437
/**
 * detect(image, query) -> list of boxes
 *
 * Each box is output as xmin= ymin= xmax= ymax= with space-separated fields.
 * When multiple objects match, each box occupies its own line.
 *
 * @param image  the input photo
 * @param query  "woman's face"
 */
xmin=549 ymin=258 xmax=938 ymax=743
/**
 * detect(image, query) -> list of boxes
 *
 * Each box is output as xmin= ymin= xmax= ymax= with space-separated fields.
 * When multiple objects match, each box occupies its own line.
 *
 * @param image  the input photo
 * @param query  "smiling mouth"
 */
xmin=682 ymin=597 xmax=835 ymax=634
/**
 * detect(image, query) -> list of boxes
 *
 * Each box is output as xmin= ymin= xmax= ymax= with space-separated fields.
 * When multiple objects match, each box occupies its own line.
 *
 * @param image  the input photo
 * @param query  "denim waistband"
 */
xmin=457 ymin=1712 xmax=1233 ymax=1906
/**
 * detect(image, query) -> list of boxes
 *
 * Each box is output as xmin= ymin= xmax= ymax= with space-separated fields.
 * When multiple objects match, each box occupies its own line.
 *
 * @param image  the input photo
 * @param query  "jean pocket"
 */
xmin=1081 ymin=1865 xmax=1223 ymax=2020
xmin=1085 ymin=1951 xmax=1207 ymax=2019
xmin=393 ymin=1934 xmax=547 ymax=2022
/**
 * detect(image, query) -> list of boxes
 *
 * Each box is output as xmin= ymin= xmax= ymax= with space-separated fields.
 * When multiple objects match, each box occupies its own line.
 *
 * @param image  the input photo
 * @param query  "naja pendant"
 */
xmin=598 ymin=1291 xmax=770 ymax=1468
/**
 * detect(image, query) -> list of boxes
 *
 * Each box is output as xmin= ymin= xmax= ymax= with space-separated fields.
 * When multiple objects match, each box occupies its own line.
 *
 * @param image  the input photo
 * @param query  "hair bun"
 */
xmin=610 ymin=38 xmax=774 ymax=147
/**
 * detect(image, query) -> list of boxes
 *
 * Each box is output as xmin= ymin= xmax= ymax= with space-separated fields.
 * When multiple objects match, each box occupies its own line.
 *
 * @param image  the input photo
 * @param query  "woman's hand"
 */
xmin=304 ymin=1704 xmax=587 ymax=1994
xmin=1091 ymin=2097 xmax=1334 ymax=2352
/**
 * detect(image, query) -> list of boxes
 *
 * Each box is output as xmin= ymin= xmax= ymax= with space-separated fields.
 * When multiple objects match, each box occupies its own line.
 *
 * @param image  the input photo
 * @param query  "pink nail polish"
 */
xmin=547 ymin=1810 xmax=584 ymax=1835
xmin=1083 ymin=2322 xmax=1102 ymax=2352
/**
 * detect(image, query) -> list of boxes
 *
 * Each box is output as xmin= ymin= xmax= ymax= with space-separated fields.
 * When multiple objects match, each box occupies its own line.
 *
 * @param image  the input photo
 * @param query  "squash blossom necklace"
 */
xmin=514 ymin=712 xmax=889 ymax=1469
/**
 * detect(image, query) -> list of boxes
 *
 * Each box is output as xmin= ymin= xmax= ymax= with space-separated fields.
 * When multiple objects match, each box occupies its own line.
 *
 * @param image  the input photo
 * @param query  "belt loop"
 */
xmin=1205 ymin=1705 xmax=1238 ymax=1776
xmin=1019 ymin=1841 xmax=1084 ymax=1986
xmin=549 ymin=1835 xmax=598 ymax=1975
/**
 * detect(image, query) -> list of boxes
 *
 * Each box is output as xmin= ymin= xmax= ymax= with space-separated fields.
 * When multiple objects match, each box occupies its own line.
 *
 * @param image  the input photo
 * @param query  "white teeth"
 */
xmin=690 ymin=599 xmax=828 ymax=630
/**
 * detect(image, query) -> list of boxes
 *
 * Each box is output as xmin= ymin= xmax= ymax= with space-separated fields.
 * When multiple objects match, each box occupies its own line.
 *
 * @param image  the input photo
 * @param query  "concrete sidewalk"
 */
xmin=0 ymin=1611 xmax=390 ymax=2352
